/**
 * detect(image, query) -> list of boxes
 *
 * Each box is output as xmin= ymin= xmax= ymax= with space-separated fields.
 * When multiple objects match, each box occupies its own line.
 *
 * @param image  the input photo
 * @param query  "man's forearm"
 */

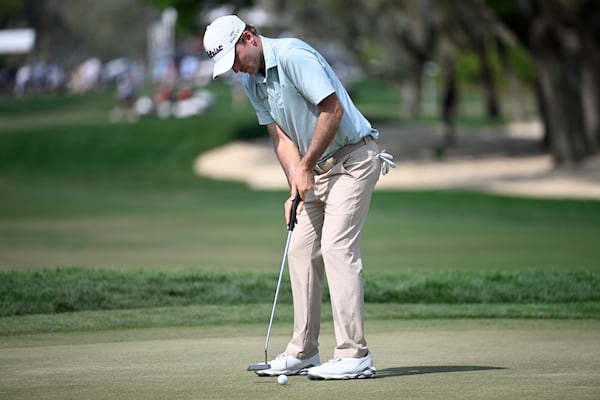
xmin=299 ymin=93 xmax=344 ymax=172
xmin=267 ymin=123 xmax=301 ymax=186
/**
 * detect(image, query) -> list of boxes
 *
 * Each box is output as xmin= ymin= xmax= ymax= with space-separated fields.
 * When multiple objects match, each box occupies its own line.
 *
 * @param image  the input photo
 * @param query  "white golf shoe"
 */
xmin=255 ymin=352 xmax=320 ymax=376
xmin=306 ymin=352 xmax=376 ymax=380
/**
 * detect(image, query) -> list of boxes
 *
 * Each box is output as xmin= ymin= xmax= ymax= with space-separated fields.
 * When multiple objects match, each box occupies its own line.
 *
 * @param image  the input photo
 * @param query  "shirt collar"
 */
xmin=260 ymin=36 xmax=277 ymax=83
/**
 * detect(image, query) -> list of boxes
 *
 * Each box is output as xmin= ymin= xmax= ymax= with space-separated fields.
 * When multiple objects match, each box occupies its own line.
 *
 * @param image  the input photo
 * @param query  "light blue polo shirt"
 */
xmin=242 ymin=36 xmax=378 ymax=162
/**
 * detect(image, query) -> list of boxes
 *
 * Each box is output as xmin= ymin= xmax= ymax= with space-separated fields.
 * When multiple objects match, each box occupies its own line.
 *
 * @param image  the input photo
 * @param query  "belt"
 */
xmin=314 ymin=136 xmax=373 ymax=175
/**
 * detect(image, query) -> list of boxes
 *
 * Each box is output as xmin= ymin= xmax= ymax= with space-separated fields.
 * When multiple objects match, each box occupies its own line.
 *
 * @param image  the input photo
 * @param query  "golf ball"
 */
xmin=277 ymin=374 xmax=288 ymax=385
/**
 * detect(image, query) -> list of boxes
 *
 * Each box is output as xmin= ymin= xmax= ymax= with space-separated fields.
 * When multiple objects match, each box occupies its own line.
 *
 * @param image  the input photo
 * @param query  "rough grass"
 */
xmin=1 ymin=268 xmax=598 ymax=318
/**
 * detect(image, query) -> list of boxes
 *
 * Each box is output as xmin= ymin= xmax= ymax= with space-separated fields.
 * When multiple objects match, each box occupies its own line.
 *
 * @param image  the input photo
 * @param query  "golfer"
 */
xmin=204 ymin=15 xmax=394 ymax=380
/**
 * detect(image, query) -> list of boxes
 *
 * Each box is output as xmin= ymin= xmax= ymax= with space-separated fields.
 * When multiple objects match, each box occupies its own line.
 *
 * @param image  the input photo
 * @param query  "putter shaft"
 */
xmin=248 ymin=194 xmax=301 ymax=372
xmin=263 ymin=229 xmax=293 ymax=359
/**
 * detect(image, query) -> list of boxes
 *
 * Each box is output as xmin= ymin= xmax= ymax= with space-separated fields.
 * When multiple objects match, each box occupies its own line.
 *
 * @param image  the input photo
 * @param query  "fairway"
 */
xmin=1 ymin=179 xmax=599 ymax=274
xmin=1 ymin=319 xmax=599 ymax=400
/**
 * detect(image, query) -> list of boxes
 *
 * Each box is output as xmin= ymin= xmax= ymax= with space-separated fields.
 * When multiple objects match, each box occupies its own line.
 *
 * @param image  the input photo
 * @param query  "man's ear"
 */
xmin=241 ymin=31 xmax=252 ymax=43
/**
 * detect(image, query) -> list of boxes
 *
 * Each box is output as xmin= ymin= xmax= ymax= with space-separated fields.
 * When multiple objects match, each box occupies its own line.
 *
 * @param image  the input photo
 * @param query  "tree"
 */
xmin=144 ymin=0 xmax=204 ymax=34
xmin=149 ymin=0 xmax=600 ymax=165
xmin=1 ymin=0 xmax=157 ymax=67
xmin=145 ymin=0 xmax=255 ymax=34
xmin=274 ymin=0 xmax=442 ymax=118
xmin=440 ymin=0 xmax=506 ymax=120
xmin=488 ymin=0 xmax=600 ymax=164
xmin=376 ymin=0 xmax=440 ymax=118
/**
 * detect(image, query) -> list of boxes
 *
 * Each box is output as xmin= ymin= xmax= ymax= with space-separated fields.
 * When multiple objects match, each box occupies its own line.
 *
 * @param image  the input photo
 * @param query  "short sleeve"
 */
xmin=278 ymin=47 xmax=335 ymax=106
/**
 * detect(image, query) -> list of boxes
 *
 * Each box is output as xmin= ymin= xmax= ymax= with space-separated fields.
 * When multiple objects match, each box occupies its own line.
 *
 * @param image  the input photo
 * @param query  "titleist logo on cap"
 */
xmin=206 ymin=45 xmax=223 ymax=59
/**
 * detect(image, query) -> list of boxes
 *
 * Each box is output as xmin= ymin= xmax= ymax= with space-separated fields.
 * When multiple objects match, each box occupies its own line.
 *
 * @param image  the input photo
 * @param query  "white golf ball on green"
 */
xmin=277 ymin=374 xmax=288 ymax=385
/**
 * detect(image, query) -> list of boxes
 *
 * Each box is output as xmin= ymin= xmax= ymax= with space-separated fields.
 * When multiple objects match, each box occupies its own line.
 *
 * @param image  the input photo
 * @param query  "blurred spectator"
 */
xmin=177 ymin=84 xmax=193 ymax=101
xmin=46 ymin=64 xmax=66 ymax=94
xmin=31 ymin=63 xmax=46 ymax=93
xmin=154 ymin=82 xmax=174 ymax=118
xmin=110 ymin=73 xmax=137 ymax=123
xmin=14 ymin=64 xmax=31 ymax=96
xmin=69 ymin=58 xmax=101 ymax=93
xmin=179 ymin=55 xmax=199 ymax=83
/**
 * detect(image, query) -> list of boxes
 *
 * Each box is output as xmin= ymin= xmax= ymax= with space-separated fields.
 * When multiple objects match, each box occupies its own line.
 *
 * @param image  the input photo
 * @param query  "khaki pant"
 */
xmin=285 ymin=138 xmax=380 ymax=359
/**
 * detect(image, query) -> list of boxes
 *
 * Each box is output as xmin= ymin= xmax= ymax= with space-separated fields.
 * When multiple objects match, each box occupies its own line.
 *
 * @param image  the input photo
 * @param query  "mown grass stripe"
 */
xmin=1 ymin=303 xmax=599 ymax=337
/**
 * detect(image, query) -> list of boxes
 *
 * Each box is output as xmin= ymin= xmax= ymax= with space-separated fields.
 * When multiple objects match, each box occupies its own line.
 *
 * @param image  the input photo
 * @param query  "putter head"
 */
xmin=247 ymin=362 xmax=271 ymax=371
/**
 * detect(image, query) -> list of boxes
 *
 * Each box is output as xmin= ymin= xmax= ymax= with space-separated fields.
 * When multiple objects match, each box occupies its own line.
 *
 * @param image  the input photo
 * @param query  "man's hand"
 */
xmin=291 ymin=164 xmax=315 ymax=201
xmin=284 ymin=192 xmax=304 ymax=229
xmin=292 ymin=93 xmax=343 ymax=199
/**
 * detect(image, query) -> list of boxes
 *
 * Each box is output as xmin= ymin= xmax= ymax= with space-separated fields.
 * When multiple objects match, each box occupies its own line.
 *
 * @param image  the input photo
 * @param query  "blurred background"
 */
xmin=0 ymin=0 xmax=600 ymax=268
xmin=1 ymin=0 xmax=599 ymax=330
xmin=1 ymin=0 xmax=598 ymax=165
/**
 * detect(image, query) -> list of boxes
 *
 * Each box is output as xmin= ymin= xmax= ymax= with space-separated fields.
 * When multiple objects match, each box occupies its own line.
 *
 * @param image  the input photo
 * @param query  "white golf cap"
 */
xmin=203 ymin=15 xmax=246 ymax=79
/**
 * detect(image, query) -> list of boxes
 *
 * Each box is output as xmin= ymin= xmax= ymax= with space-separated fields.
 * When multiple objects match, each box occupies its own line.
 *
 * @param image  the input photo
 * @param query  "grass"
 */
xmin=3 ymin=303 xmax=600 ymax=336
xmin=1 ymin=268 xmax=598 ymax=321
xmin=0 ymin=82 xmax=263 ymax=182
xmin=2 ymin=179 xmax=598 ymax=273
xmin=3 ymin=319 xmax=598 ymax=400
xmin=0 ymin=82 xmax=599 ymax=336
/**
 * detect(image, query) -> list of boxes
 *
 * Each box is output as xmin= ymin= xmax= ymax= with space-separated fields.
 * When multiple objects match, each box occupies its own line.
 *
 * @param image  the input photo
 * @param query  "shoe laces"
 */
xmin=275 ymin=352 xmax=289 ymax=360
xmin=325 ymin=356 xmax=343 ymax=365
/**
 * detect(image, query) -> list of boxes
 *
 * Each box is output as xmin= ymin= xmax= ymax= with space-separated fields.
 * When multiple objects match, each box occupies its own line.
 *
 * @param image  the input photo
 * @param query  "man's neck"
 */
xmin=257 ymin=35 xmax=266 ymax=77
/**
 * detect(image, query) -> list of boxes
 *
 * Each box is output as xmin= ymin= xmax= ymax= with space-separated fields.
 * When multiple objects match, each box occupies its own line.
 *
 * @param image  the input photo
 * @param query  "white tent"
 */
xmin=0 ymin=29 xmax=35 ymax=54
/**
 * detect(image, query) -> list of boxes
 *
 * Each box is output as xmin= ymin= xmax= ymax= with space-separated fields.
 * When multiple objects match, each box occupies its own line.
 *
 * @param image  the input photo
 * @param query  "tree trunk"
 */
xmin=497 ymin=40 xmax=525 ymax=121
xmin=579 ymin=34 xmax=600 ymax=154
xmin=489 ymin=0 xmax=600 ymax=165
xmin=581 ymin=59 xmax=600 ymax=154
xmin=441 ymin=54 xmax=458 ymax=147
xmin=534 ymin=52 xmax=590 ymax=165
xmin=475 ymin=40 xmax=501 ymax=119
xmin=410 ymin=62 xmax=424 ymax=118
xmin=534 ymin=78 xmax=551 ymax=150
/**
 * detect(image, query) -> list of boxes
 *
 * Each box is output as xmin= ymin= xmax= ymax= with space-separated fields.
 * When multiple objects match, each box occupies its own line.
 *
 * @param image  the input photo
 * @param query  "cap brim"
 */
xmin=212 ymin=47 xmax=235 ymax=79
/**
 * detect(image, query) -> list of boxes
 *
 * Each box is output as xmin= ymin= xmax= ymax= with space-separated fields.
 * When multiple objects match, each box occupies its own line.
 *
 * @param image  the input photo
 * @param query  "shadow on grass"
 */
xmin=377 ymin=365 xmax=505 ymax=378
xmin=251 ymin=365 xmax=505 ymax=382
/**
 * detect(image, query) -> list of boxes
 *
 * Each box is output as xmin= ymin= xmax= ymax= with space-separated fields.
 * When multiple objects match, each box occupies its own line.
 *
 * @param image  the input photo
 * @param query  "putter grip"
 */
xmin=288 ymin=193 xmax=302 ymax=231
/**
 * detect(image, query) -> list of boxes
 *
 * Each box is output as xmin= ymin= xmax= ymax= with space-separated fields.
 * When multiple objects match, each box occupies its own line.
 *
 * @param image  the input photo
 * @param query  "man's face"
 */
xmin=232 ymin=33 xmax=262 ymax=75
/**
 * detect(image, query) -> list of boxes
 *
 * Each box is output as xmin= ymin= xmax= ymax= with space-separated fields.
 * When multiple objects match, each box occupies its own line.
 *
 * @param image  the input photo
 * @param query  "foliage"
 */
xmin=1 ymin=0 xmax=156 ymax=65
xmin=143 ymin=0 xmax=255 ymax=33
xmin=506 ymin=44 xmax=536 ymax=84
xmin=145 ymin=0 xmax=204 ymax=34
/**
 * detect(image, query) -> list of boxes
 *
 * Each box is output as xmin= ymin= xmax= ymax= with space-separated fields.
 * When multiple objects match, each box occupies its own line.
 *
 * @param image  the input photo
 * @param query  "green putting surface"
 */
xmin=1 ymin=319 xmax=599 ymax=400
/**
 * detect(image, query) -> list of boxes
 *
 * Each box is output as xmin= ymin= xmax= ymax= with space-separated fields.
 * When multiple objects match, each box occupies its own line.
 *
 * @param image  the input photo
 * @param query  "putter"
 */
xmin=247 ymin=194 xmax=302 ymax=372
